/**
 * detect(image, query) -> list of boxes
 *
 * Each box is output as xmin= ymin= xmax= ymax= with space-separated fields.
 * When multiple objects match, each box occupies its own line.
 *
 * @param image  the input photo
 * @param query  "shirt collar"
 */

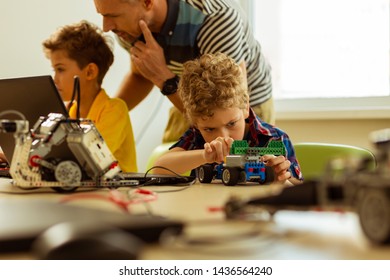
xmin=160 ymin=0 xmax=179 ymax=36
xmin=245 ymin=108 xmax=275 ymax=146
xmin=116 ymin=0 xmax=179 ymax=48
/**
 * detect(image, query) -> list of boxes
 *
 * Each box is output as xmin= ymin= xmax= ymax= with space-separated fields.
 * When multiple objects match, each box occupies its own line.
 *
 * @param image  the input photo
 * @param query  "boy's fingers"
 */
xmin=224 ymin=137 xmax=234 ymax=151
xmin=210 ymin=141 xmax=225 ymax=162
xmin=204 ymin=143 xmax=212 ymax=153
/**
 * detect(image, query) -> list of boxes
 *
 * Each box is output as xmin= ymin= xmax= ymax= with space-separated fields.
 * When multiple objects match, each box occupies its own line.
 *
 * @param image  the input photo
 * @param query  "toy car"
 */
xmin=198 ymin=139 xmax=286 ymax=186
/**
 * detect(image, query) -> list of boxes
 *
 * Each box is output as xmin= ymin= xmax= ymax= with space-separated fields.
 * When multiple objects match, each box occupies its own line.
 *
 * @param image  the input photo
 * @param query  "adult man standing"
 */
xmin=94 ymin=0 xmax=273 ymax=142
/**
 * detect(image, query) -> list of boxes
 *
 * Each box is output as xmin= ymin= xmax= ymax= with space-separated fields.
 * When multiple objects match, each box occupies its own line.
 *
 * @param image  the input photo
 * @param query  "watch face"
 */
xmin=166 ymin=83 xmax=176 ymax=91
xmin=162 ymin=75 xmax=179 ymax=95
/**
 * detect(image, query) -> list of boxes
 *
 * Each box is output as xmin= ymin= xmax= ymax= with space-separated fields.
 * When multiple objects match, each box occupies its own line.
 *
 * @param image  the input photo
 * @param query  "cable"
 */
xmin=59 ymin=187 xmax=157 ymax=213
xmin=142 ymin=165 xmax=197 ymax=187
xmin=144 ymin=165 xmax=180 ymax=176
xmin=66 ymin=76 xmax=81 ymax=120
xmin=66 ymin=76 xmax=77 ymax=112
xmin=76 ymin=77 xmax=81 ymax=120
xmin=0 ymin=109 xmax=26 ymax=120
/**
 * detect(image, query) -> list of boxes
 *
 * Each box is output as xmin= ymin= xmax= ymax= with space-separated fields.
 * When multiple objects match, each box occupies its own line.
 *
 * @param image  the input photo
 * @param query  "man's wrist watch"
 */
xmin=161 ymin=75 xmax=179 ymax=96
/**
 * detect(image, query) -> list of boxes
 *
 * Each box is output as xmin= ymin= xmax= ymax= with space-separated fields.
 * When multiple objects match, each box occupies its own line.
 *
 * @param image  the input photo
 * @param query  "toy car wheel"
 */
xmin=222 ymin=167 xmax=240 ymax=186
xmin=358 ymin=188 xmax=390 ymax=244
xmin=198 ymin=164 xmax=214 ymax=183
xmin=259 ymin=166 xmax=275 ymax=184
xmin=239 ymin=170 xmax=247 ymax=183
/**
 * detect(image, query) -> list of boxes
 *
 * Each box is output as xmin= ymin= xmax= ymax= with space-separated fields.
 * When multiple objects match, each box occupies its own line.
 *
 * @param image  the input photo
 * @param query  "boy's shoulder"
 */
xmin=107 ymin=96 xmax=128 ymax=109
xmin=92 ymin=89 xmax=129 ymax=116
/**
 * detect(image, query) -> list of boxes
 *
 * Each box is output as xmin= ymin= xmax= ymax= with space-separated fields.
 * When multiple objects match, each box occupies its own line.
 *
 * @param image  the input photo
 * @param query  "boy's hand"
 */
xmin=262 ymin=154 xmax=292 ymax=183
xmin=203 ymin=137 xmax=234 ymax=163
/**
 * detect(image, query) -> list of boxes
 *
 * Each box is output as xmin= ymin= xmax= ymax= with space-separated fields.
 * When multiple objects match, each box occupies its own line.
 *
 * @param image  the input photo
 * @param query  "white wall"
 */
xmin=0 ymin=0 xmax=171 ymax=171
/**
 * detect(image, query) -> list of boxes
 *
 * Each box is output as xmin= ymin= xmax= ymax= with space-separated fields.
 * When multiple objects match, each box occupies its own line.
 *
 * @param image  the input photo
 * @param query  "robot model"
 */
xmin=0 ymin=113 xmax=136 ymax=192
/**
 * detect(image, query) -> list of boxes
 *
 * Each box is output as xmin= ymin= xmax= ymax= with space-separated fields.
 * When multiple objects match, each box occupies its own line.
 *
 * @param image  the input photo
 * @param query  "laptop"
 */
xmin=0 ymin=75 xmax=69 ymax=164
xmin=0 ymin=199 xmax=184 ymax=253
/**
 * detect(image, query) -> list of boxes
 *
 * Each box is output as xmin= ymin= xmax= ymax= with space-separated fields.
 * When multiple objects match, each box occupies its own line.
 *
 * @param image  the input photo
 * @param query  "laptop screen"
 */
xmin=0 ymin=75 xmax=68 ymax=163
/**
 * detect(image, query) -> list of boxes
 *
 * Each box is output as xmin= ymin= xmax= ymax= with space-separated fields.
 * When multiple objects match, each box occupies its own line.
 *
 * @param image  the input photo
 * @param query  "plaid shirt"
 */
xmin=171 ymin=108 xmax=303 ymax=180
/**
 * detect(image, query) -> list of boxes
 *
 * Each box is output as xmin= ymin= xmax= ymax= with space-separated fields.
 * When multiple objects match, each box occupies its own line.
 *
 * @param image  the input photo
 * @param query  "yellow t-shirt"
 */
xmin=69 ymin=89 xmax=137 ymax=172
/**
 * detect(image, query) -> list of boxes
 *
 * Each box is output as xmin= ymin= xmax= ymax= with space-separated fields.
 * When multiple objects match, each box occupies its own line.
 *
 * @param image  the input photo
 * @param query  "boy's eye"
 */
xmin=203 ymin=128 xmax=214 ymax=132
xmin=227 ymin=121 xmax=237 ymax=127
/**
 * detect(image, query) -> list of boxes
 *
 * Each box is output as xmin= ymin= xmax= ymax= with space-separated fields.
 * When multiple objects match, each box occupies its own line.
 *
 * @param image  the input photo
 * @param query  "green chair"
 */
xmin=294 ymin=142 xmax=376 ymax=180
xmin=147 ymin=141 xmax=377 ymax=180
xmin=146 ymin=142 xmax=192 ymax=176
xmin=145 ymin=142 xmax=176 ymax=172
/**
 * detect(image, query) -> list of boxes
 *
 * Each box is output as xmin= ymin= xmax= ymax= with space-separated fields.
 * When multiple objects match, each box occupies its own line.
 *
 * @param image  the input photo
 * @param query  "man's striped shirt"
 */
xmin=119 ymin=0 xmax=272 ymax=106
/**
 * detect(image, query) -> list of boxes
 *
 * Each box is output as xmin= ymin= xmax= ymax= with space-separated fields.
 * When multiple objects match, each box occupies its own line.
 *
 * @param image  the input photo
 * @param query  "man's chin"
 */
xmin=115 ymin=31 xmax=136 ymax=43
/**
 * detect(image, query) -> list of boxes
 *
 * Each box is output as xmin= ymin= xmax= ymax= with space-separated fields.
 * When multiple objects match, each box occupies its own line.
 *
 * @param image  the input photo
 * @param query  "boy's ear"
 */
xmin=85 ymin=63 xmax=99 ymax=81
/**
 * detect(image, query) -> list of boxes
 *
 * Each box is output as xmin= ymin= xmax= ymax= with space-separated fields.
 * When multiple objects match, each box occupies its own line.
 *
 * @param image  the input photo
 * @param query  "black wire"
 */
xmin=0 ymin=109 xmax=27 ymax=120
xmin=66 ymin=76 xmax=78 ymax=112
xmin=144 ymin=165 xmax=183 ymax=177
xmin=75 ymin=76 xmax=81 ymax=120
xmin=141 ymin=165 xmax=197 ymax=188
xmin=66 ymin=76 xmax=81 ymax=121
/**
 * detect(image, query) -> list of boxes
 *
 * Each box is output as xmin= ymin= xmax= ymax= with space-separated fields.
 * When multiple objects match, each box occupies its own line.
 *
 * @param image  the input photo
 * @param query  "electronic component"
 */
xmin=1 ymin=113 xmax=137 ymax=192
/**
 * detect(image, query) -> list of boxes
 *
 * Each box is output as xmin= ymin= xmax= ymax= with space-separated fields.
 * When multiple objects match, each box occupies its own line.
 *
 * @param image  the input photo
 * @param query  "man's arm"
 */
xmin=239 ymin=60 xmax=248 ymax=88
xmin=124 ymin=20 xmax=184 ymax=112
xmin=116 ymin=61 xmax=154 ymax=111
xmin=117 ymin=60 xmax=184 ymax=112
xmin=162 ymin=85 xmax=184 ymax=112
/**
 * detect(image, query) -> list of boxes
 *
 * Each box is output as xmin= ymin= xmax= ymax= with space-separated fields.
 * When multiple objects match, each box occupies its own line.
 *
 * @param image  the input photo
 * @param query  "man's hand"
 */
xmin=130 ymin=20 xmax=174 ymax=88
xmin=203 ymin=137 xmax=234 ymax=163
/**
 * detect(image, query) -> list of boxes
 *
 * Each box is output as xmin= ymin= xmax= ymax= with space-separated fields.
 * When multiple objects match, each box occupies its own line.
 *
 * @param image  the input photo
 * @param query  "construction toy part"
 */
xmin=198 ymin=139 xmax=284 ymax=186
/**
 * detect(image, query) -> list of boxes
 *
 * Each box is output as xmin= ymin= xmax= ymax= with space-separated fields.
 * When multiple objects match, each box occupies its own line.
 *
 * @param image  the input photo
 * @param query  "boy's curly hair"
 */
xmin=178 ymin=52 xmax=249 ymax=123
xmin=42 ymin=20 xmax=114 ymax=85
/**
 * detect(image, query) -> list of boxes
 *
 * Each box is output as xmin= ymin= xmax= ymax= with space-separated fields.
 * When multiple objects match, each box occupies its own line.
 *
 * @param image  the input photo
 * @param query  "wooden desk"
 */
xmin=0 ymin=178 xmax=389 ymax=260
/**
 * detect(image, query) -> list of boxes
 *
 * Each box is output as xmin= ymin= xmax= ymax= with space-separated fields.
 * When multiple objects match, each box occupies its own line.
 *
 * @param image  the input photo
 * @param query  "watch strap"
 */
xmin=161 ymin=75 xmax=179 ymax=96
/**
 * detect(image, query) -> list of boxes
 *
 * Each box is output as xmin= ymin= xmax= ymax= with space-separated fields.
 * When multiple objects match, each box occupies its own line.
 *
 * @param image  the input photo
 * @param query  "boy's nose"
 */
xmin=219 ymin=128 xmax=230 ymax=138
xmin=53 ymin=74 xmax=59 ymax=85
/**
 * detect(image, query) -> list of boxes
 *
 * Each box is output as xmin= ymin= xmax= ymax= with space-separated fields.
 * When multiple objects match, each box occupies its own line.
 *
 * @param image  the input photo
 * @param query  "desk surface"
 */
xmin=0 ymin=178 xmax=389 ymax=260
